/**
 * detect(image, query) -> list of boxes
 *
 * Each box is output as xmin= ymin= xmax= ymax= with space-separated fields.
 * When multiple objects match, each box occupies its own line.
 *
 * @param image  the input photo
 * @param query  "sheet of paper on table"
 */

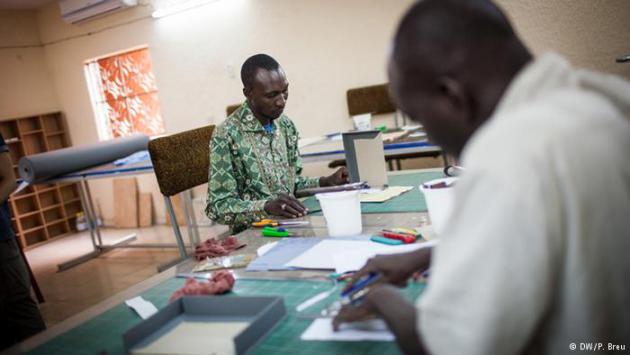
xmin=333 ymin=239 xmax=439 ymax=274
xmin=301 ymin=318 xmax=394 ymax=342
xmin=125 ymin=296 xmax=158 ymax=320
xmin=360 ymin=186 xmax=413 ymax=203
xmin=285 ymin=238 xmax=381 ymax=270
xmin=246 ymin=237 xmax=323 ymax=271
xmin=298 ymin=136 xmax=327 ymax=149
xmin=286 ymin=238 xmax=430 ymax=270
xmin=381 ymin=131 xmax=409 ymax=142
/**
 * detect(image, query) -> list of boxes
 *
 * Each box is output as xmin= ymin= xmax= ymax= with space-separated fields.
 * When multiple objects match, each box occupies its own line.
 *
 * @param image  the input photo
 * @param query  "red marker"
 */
xmin=381 ymin=231 xmax=416 ymax=244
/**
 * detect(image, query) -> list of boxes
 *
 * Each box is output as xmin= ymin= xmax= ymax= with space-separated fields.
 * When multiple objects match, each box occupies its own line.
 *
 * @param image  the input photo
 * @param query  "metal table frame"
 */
xmin=36 ymin=161 xmax=203 ymax=272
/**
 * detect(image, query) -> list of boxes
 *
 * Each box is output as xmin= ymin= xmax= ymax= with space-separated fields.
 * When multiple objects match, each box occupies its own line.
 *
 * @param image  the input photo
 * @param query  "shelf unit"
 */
xmin=0 ymin=112 xmax=84 ymax=249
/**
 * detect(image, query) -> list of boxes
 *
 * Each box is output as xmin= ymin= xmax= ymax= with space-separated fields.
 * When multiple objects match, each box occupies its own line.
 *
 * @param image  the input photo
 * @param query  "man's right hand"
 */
xmin=264 ymin=194 xmax=308 ymax=218
xmin=343 ymin=247 xmax=432 ymax=292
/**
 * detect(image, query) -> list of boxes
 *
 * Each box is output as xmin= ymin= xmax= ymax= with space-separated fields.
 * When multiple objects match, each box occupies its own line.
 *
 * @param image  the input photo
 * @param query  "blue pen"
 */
xmin=341 ymin=272 xmax=380 ymax=300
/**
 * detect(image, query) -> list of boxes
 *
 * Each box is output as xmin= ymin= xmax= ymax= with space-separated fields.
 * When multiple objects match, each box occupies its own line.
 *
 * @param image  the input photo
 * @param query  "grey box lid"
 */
xmin=123 ymin=296 xmax=286 ymax=355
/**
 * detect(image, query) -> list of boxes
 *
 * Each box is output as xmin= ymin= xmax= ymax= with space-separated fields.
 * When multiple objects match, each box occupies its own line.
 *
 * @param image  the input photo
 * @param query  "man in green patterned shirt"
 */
xmin=206 ymin=54 xmax=348 ymax=233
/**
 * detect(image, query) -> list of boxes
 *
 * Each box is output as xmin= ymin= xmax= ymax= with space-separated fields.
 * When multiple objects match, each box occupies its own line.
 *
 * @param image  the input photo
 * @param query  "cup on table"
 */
xmin=316 ymin=190 xmax=362 ymax=237
xmin=352 ymin=113 xmax=372 ymax=131
xmin=419 ymin=177 xmax=458 ymax=235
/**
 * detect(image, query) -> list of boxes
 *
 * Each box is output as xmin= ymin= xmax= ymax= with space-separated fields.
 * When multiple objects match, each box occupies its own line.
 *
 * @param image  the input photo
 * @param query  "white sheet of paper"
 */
xmin=301 ymin=318 xmax=394 ymax=342
xmin=285 ymin=239 xmax=384 ymax=270
xmin=132 ymin=321 xmax=249 ymax=355
xmin=125 ymin=296 xmax=158 ymax=320
xmin=333 ymin=239 xmax=439 ymax=274
xmin=298 ymin=136 xmax=326 ymax=149
xmin=257 ymin=241 xmax=278 ymax=256
xmin=360 ymin=186 xmax=413 ymax=203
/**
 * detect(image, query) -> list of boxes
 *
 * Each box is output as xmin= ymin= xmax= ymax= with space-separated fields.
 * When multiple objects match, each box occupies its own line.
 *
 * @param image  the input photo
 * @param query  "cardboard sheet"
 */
xmin=354 ymin=137 xmax=388 ymax=187
xmin=360 ymin=186 xmax=413 ymax=203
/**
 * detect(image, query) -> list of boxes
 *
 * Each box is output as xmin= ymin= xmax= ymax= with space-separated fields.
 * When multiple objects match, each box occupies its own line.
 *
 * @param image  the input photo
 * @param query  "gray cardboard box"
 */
xmin=123 ymin=296 xmax=286 ymax=355
xmin=342 ymin=130 xmax=381 ymax=183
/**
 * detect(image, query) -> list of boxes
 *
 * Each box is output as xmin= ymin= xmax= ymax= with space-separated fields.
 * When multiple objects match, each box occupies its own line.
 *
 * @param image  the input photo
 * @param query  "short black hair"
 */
xmin=241 ymin=54 xmax=280 ymax=88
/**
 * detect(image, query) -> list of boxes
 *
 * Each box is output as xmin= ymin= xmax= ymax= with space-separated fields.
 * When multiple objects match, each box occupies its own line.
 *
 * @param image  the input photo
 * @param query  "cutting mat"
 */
xmin=303 ymin=171 xmax=444 ymax=214
xmin=28 ymin=278 xmax=426 ymax=355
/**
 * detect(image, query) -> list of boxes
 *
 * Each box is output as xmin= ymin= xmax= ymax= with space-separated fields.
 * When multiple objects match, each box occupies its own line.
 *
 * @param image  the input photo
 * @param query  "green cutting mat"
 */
xmin=29 ymin=278 xmax=426 ymax=355
xmin=303 ymin=171 xmax=444 ymax=214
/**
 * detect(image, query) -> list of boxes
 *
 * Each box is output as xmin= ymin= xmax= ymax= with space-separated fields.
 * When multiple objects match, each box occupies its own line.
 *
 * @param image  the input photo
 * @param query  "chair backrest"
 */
xmin=226 ymin=104 xmax=241 ymax=116
xmin=346 ymin=83 xmax=396 ymax=116
xmin=148 ymin=125 xmax=215 ymax=197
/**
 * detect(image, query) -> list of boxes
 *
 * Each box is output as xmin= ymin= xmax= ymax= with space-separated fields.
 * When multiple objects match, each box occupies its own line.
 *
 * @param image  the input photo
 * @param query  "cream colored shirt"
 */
xmin=418 ymin=53 xmax=630 ymax=355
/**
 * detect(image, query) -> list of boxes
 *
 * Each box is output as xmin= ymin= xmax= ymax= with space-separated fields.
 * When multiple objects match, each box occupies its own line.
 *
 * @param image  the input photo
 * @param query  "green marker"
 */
xmin=261 ymin=226 xmax=290 ymax=237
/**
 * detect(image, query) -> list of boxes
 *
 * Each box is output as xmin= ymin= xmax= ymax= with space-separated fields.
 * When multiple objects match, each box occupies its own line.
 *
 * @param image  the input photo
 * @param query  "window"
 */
xmin=85 ymin=46 xmax=165 ymax=140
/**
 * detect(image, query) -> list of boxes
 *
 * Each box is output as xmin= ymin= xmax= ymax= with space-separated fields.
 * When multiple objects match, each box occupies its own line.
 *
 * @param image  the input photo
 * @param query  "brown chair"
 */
xmin=148 ymin=125 xmax=215 ymax=264
xmin=346 ymin=83 xmax=396 ymax=117
xmin=226 ymin=104 xmax=241 ymax=117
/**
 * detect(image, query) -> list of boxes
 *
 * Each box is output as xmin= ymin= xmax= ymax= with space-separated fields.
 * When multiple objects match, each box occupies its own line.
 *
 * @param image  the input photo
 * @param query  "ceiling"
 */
xmin=0 ymin=0 xmax=55 ymax=9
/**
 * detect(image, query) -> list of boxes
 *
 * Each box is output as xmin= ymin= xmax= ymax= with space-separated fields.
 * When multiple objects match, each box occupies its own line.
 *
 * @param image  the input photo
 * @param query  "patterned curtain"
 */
xmin=95 ymin=48 xmax=165 ymax=138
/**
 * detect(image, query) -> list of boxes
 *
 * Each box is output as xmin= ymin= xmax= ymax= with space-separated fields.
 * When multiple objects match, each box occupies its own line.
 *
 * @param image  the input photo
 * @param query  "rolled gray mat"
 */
xmin=19 ymin=134 xmax=150 ymax=183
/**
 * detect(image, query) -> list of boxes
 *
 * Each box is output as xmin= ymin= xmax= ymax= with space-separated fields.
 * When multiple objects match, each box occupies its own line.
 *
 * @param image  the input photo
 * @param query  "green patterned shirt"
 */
xmin=206 ymin=102 xmax=320 ymax=233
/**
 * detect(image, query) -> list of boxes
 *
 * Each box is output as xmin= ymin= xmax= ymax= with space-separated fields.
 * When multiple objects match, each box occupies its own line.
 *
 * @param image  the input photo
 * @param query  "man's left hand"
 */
xmin=320 ymin=167 xmax=350 ymax=187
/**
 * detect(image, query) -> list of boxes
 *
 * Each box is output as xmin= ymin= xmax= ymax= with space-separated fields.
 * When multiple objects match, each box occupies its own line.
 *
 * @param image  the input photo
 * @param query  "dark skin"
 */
xmin=333 ymin=0 xmax=533 ymax=353
xmin=243 ymin=67 xmax=349 ymax=218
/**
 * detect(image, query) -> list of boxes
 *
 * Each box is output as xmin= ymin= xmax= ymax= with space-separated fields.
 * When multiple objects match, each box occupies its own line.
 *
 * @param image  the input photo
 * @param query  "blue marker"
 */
xmin=341 ymin=272 xmax=380 ymax=304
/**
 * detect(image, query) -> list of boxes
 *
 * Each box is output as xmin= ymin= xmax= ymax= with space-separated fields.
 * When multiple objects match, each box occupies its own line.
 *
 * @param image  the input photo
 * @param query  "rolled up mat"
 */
xmin=19 ymin=134 xmax=150 ymax=183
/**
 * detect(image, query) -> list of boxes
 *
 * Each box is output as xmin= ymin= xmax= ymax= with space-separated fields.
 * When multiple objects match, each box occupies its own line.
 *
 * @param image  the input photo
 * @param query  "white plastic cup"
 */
xmin=352 ymin=113 xmax=372 ymax=131
xmin=419 ymin=177 xmax=458 ymax=235
xmin=316 ymin=190 xmax=362 ymax=237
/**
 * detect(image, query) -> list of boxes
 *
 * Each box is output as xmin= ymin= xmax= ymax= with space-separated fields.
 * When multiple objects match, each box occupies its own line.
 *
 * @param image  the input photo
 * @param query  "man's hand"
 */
xmin=333 ymin=285 xmax=384 ymax=331
xmin=319 ymin=167 xmax=350 ymax=187
xmin=343 ymin=248 xmax=432 ymax=293
xmin=334 ymin=284 xmax=425 ymax=355
xmin=264 ymin=193 xmax=308 ymax=218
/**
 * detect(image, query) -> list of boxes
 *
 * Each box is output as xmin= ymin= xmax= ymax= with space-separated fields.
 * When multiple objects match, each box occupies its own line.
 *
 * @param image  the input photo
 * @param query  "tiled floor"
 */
xmin=24 ymin=224 xmax=228 ymax=327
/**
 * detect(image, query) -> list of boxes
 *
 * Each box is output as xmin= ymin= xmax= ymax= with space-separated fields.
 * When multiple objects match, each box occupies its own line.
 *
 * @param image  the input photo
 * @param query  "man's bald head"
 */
xmin=388 ymin=0 xmax=531 ymax=157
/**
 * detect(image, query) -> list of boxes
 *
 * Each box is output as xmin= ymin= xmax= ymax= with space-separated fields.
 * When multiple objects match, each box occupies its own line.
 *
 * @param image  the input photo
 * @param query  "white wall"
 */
xmin=498 ymin=0 xmax=630 ymax=79
xmin=0 ymin=10 xmax=59 ymax=120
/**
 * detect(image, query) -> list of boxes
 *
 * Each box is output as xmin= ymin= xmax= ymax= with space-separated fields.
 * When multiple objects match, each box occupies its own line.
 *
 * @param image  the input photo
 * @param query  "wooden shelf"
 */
xmin=21 ymin=129 xmax=44 ymax=135
xmin=14 ymin=192 xmax=36 ymax=200
xmin=2 ymin=112 xmax=84 ymax=249
xmin=22 ymin=225 xmax=45 ymax=234
xmin=18 ymin=210 xmax=40 ymax=218
xmin=45 ymin=218 xmax=66 ymax=226
xmin=41 ymin=203 xmax=62 ymax=212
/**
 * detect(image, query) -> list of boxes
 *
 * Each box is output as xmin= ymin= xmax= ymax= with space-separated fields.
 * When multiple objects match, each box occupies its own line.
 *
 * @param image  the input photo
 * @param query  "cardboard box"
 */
xmin=123 ymin=296 xmax=286 ymax=355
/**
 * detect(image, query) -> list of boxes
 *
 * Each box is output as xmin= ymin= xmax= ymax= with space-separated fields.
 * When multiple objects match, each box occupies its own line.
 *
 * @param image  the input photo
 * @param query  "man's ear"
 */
xmin=242 ymin=86 xmax=251 ymax=98
xmin=437 ymin=76 xmax=473 ymax=123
